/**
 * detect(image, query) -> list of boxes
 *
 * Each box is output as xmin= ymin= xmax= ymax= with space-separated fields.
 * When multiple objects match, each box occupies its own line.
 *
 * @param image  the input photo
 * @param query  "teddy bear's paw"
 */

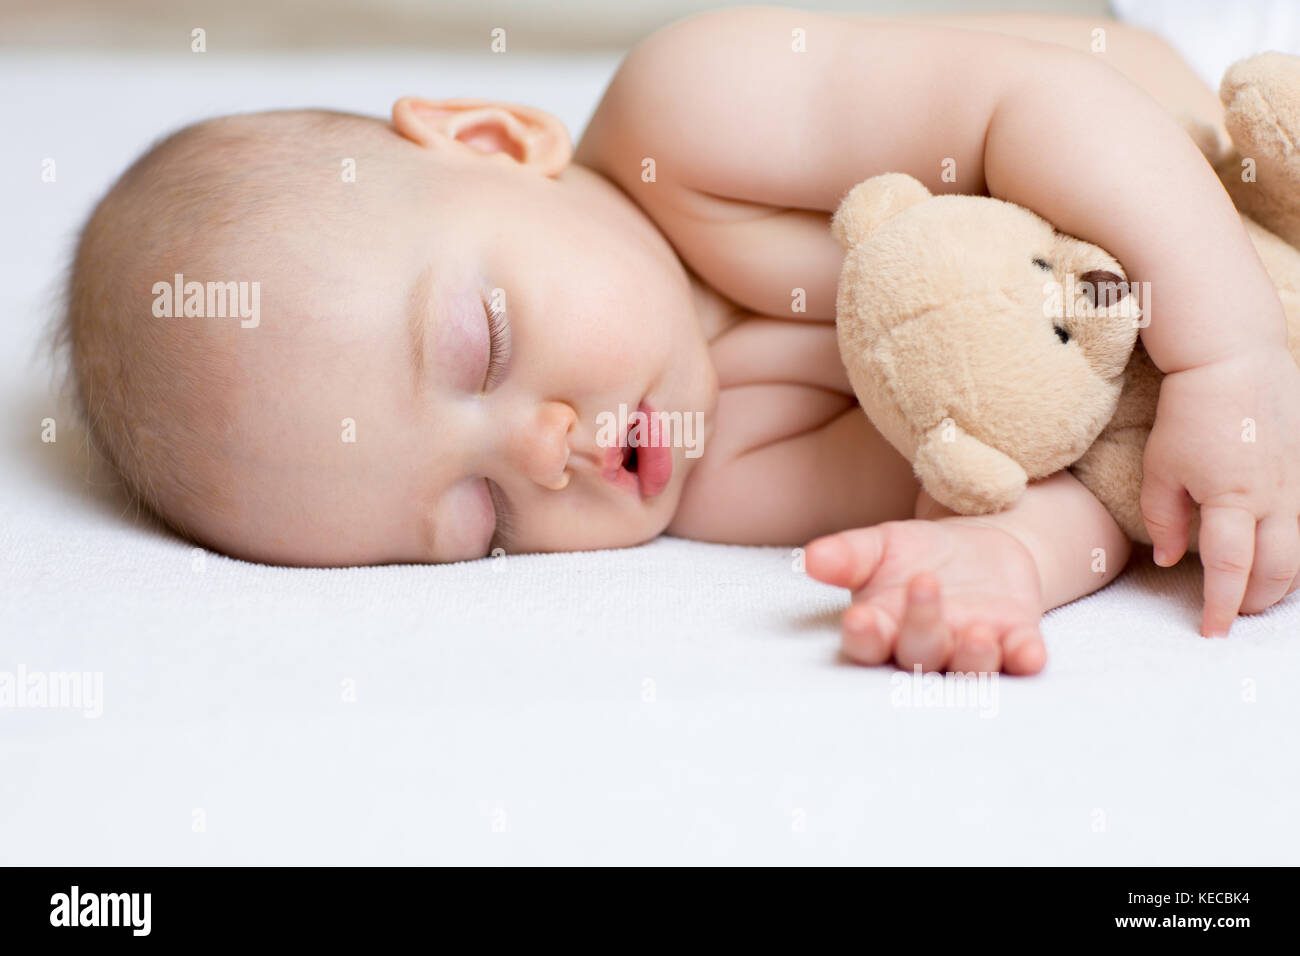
xmin=1222 ymin=52 xmax=1300 ymax=125
xmin=1221 ymin=53 xmax=1300 ymax=246
xmin=913 ymin=424 xmax=1028 ymax=516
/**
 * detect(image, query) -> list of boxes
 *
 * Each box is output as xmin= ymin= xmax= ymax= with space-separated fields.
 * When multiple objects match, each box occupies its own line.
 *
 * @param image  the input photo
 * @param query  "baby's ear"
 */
xmin=831 ymin=173 xmax=932 ymax=248
xmin=392 ymin=96 xmax=572 ymax=176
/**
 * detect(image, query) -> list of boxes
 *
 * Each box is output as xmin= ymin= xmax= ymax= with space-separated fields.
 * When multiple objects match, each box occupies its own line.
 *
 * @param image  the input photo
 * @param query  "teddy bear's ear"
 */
xmin=831 ymin=173 xmax=933 ymax=249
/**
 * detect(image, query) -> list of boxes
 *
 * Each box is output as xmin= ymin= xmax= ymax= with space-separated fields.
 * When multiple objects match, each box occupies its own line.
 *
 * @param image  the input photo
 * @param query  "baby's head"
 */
xmin=62 ymin=100 xmax=717 ymax=565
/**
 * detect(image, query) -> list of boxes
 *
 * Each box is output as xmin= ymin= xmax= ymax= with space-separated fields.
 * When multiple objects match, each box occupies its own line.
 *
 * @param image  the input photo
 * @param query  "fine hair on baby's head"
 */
xmin=57 ymin=100 xmax=715 ymax=566
xmin=57 ymin=109 xmax=398 ymax=551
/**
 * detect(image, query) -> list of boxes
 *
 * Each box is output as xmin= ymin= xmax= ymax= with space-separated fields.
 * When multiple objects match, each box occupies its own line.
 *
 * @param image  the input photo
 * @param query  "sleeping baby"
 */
xmin=60 ymin=9 xmax=1300 ymax=674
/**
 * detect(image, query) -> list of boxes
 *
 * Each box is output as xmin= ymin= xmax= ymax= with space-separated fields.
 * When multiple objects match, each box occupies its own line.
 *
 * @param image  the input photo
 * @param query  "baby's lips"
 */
xmin=636 ymin=442 xmax=673 ymax=498
xmin=600 ymin=444 xmax=625 ymax=483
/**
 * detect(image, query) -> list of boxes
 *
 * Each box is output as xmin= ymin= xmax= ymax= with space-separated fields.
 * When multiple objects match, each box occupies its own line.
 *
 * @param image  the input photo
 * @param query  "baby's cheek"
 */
xmin=434 ymin=482 xmax=493 ymax=559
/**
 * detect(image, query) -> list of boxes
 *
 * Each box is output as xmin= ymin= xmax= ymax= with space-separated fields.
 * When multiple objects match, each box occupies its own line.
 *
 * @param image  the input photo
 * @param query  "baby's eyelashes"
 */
xmin=486 ymin=478 xmax=516 ymax=554
xmin=482 ymin=297 xmax=512 ymax=391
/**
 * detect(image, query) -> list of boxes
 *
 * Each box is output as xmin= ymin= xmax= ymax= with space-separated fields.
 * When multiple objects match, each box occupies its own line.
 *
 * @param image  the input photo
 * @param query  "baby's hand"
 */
xmin=805 ymin=518 xmax=1048 ymax=675
xmin=1142 ymin=347 xmax=1300 ymax=635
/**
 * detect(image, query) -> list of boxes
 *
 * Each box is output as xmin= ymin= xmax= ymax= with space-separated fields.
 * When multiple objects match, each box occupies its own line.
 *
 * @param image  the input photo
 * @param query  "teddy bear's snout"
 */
xmin=1079 ymin=270 xmax=1127 ymax=307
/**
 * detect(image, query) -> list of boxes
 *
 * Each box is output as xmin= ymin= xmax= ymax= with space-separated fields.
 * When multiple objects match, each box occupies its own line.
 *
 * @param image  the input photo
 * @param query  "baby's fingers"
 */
xmin=804 ymin=528 xmax=886 ymax=591
xmin=1140 ymin=466 xmax=1195 ymax=567
xmin=841 ymin=604 xmax=898 ymax=666
xmin=1002 ymin=625 xmax=1047 ymax=675
xmin=1240 ymin=514 xmax=1300 ymax=614
xmin=1198 ymin=505 xmax=1257 ymax=637
xmin=893 ymin=574 xmax=954 ymax=672
xmin=949 ymin=623 xmax=1001 ymax=674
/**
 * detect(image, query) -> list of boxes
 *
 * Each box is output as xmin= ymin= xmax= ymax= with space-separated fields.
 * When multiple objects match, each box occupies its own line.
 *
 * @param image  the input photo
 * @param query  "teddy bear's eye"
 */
xmin=1054 ymin=325 xmax=1071 ymax=344
xmin=1032 ymin=258 xmax=1052 ymax=271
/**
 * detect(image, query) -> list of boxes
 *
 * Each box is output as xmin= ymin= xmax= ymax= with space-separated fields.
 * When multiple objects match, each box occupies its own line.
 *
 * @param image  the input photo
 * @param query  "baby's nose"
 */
xmin=511 ymin=400 xmax=576 ymax=491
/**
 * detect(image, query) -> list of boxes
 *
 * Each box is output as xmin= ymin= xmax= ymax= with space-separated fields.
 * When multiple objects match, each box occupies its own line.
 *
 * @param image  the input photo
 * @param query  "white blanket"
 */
xmin=2 ymin=47 xmax=1297 ymax=865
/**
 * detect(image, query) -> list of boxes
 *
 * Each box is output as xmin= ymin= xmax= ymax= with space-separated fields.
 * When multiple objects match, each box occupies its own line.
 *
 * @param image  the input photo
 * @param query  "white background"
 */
xmin=2 ymin=11 xmax=1298 ymax=864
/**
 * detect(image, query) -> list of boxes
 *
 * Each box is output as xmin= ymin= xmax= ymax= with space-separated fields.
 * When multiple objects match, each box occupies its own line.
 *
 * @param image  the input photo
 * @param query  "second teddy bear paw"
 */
xmin=1220 ymin=51 xmax=1300 ymax=247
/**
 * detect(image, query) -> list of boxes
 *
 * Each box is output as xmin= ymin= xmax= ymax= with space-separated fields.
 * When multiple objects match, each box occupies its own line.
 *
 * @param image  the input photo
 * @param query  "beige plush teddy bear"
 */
xmin=833 ymin=52 xmax=1300 ymax=547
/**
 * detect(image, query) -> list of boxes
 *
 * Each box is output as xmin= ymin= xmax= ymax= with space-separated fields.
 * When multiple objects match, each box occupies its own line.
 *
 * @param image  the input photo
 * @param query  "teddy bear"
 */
xmin=833 ymin=52 xmax=1300 ymax=548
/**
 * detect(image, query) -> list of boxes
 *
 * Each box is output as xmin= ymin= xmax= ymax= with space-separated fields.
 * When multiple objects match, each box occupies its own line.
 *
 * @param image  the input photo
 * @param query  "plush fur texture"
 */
xmin=833 ymin=53 xmax=1300 ymax=548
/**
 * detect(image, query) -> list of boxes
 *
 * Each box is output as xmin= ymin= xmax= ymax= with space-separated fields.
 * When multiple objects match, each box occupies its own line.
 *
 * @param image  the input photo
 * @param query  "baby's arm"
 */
xmin=582 ymin=8 xmax=1253 ymax=321
xmin=807 ymin=471 xmax=1132 ymax=675
xmin=916 ymin=472 xmax=1133 ymax=616
xmin=586 ymin=7 xmax=1300 ymax=635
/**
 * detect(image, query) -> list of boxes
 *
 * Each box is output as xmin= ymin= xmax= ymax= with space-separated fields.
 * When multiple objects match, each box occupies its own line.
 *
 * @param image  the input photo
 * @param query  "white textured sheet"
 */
xmin=1 ymin=49 xmax=1298 ymax=865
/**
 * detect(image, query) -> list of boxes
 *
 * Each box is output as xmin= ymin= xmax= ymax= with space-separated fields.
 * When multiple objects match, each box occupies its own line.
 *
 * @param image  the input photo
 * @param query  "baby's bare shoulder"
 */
xmin=579 ymin=6 xmax=832 ymax=158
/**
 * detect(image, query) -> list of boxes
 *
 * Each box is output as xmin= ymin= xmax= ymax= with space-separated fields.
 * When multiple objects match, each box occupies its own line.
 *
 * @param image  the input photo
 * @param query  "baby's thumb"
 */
xmin=1140 ymin=471 xmax=1195 ymax=566
xmin=804 ymin=529 xmax=886 ymax=591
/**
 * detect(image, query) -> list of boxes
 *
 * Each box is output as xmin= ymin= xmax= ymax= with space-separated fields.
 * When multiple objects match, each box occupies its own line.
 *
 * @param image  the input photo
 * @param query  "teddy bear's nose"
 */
xmin=1080 ymin=270 xmax=1127 ymax=307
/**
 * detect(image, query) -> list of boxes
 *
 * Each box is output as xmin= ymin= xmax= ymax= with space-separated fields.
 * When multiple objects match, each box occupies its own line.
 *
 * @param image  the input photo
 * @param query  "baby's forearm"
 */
xmin=917 ymin=471 xmax=1132 ymax=611
xmin=984 ymin=50 xmax=1289 ymax=372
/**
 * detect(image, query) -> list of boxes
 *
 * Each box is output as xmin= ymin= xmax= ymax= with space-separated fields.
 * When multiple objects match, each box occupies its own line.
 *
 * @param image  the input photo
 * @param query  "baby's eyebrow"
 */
xmin=408 ymin=263 xmax=435 ymax=397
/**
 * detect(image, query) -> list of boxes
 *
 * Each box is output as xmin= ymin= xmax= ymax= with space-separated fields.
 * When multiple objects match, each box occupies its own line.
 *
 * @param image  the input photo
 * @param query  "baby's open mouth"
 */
xmin=601 ymin=401 xmax=673 ymax=499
